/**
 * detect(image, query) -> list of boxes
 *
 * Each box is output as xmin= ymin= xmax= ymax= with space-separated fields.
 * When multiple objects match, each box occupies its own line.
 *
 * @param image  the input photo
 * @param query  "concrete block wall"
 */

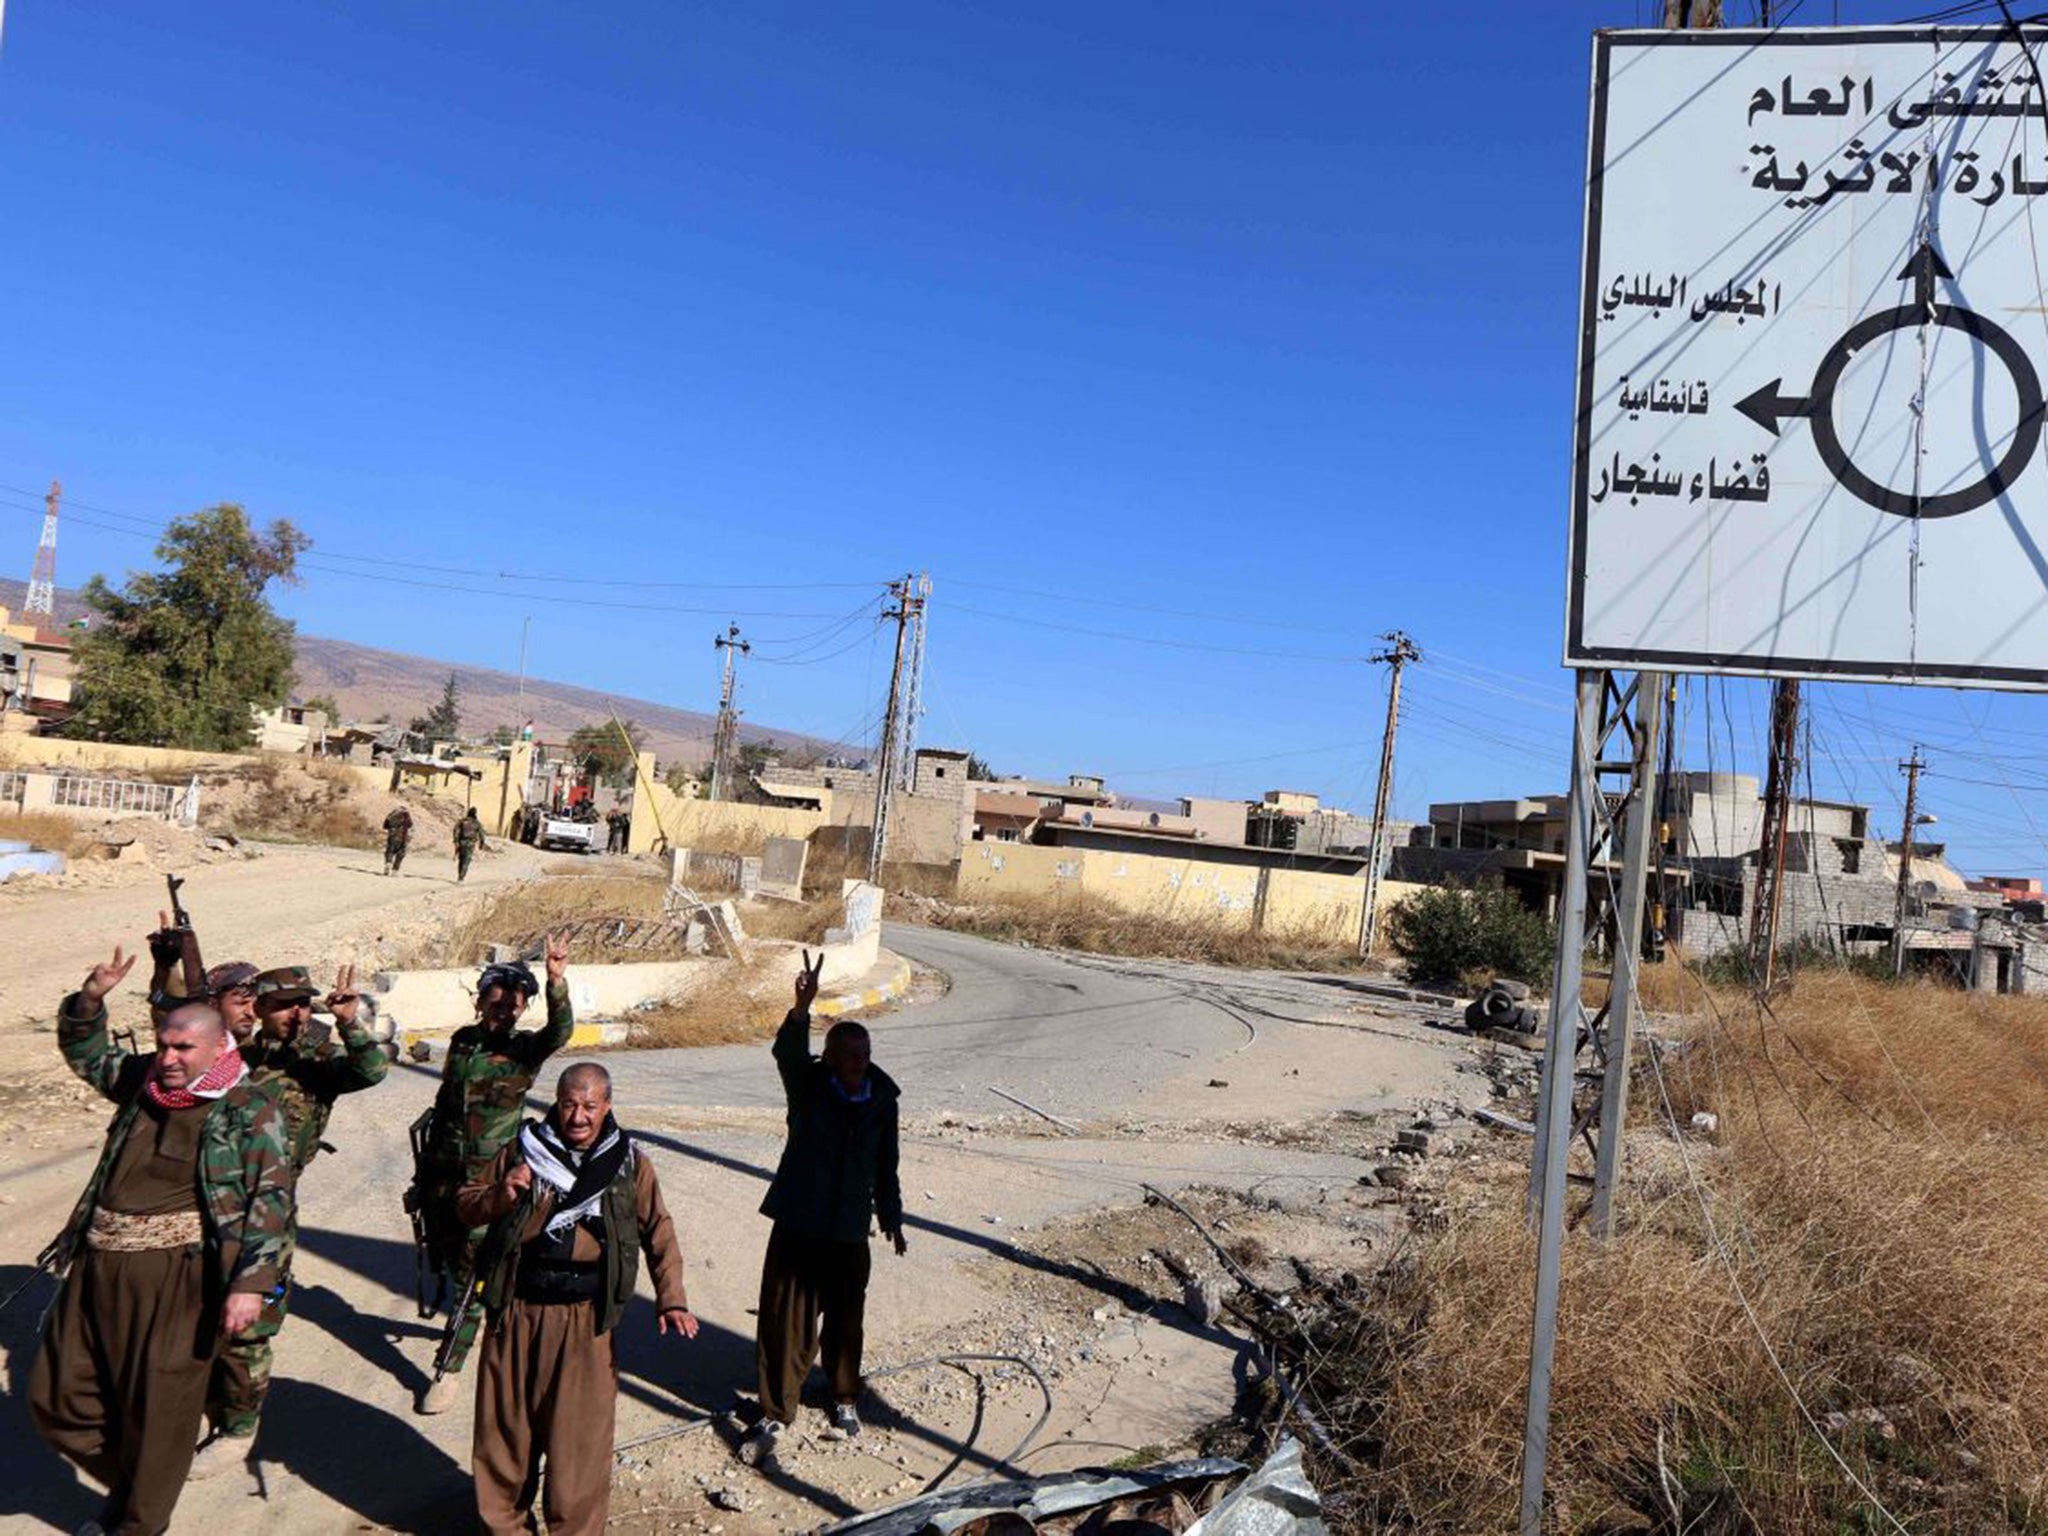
xmin=956 ymin=840 xmax=1422 ymax=944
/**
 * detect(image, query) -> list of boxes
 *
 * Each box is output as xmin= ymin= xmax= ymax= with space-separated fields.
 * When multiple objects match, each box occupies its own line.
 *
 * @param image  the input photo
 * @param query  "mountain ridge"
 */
xmin=0 ymin=579 xmax=837 ymax=765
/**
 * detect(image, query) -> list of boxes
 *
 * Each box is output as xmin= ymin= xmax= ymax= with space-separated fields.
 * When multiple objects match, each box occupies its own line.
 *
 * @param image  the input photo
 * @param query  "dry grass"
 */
xmin=1312 ymin=967 xmax=2048 ymax=1533
xmin=203 ymin=757 xmax=384 ymax=849
xmin=440 ymin=873 xmax=670 ymax=965
xmin=910 ymin=889 xmax=1367 ymax=972
xmin=0 ymin=810 xmax=95 ymax=858
xmin=626 ymin=952 xmax=791 ymax=1049
xmin=740 ymin=889 xmax=841 ymax=945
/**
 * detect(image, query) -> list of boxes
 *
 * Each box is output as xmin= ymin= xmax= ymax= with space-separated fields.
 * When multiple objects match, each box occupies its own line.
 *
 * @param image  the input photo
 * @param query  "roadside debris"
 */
xmin=819 ymin=1451 xmax=1320 ymax=1536
xmin=1464 ymin=977 xmax=1539 ymax=1034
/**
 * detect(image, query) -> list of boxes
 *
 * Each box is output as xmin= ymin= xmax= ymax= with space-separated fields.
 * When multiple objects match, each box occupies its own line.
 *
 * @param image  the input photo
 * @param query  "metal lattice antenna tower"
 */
xmin=25 ymin=480 xmax=59 ymax=616
xmin=897 ymin=573 xmax=931 ymax=790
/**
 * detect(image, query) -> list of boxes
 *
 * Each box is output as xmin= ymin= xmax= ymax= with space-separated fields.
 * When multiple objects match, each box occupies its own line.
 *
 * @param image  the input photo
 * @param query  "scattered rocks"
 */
xmin=1180 ymin=1275 xmax=1224 ymax=1324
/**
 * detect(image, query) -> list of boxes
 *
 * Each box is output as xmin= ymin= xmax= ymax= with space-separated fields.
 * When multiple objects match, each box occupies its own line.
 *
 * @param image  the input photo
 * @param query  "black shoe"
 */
xmin=830 ymin=1403 xmax=862 ymax=1438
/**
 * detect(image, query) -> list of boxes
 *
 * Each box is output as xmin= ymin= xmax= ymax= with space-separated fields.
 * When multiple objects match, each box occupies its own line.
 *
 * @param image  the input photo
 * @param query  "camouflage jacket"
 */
xmin=454 ymin=819 xmax=483 ymax=852
xmin=422 ymin=978 xmax=574 ymax=1181
xmin=244 ymin=1014 xmax=389 ymax=1175
xmin=47 ymin=993 xmax=296 ymax=1298
xmin=384 ymin=808 xmax=412 ymax=841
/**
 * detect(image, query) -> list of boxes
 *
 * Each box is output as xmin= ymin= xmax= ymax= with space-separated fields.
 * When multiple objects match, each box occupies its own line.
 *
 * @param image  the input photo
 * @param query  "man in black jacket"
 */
xmin=741 ymin=953 xmax=903 ymax=1470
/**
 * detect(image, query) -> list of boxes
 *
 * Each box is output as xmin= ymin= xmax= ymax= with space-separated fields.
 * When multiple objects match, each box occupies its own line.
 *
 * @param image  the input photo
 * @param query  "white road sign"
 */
xmin=1568 ymin=26 xmax=2048 ymax=688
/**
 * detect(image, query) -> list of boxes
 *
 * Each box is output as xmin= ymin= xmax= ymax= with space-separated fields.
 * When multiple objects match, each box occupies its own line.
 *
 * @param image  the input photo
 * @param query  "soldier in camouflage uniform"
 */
xmin=30 ymin=942 xmax=294 ymax=1536
xmin=411 ymin=931 xmax=574 ymax=1414
xmin=383 ymin=803 xmax=414 ymax=875
xmin=189 ymin=962 xmax=390 ymax=1479
xmin=454 ymin=807 xmax=485 ymax=883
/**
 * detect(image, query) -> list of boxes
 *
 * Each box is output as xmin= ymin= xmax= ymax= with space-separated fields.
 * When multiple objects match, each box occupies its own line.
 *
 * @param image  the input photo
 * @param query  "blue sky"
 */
xmin=5 ymin=1 xmax=2048 ymax=876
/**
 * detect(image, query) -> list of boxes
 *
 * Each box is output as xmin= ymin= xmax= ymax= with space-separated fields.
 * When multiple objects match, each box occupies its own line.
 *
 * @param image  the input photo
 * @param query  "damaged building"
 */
xmin=1392 ymin=771 xmax=2039 ymax=991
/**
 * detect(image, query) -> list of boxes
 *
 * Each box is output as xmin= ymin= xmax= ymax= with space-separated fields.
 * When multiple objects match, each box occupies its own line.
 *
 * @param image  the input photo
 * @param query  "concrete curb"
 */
xmin=813 ymin=952 xmax=914 ymax=1018
xmin=401 ymin=950 xmax=914 ymax=1056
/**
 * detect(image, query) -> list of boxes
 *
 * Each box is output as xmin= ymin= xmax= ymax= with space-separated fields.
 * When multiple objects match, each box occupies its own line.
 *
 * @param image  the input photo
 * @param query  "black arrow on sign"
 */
xmin=1898 ymin=240 xmax=1952 ymax=313
xmin=1732 ymin=378 xmax=1815 ymax=435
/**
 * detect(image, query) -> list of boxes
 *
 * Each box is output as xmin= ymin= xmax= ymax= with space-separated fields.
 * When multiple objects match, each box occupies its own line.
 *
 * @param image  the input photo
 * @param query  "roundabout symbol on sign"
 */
xmin=1732 ymin=244 xmax=2047 ymax=520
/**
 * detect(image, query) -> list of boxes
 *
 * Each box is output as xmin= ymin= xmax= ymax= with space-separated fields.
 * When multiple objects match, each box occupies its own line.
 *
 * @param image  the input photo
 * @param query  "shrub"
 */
xmin=1697 ymin=935 xmax=1898 ymax=990
xmin=1386 ymin=878 xmax=1555 ymax=991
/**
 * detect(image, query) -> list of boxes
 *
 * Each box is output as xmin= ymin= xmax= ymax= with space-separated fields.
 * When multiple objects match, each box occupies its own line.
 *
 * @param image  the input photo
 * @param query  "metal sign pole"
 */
xmin=1590 ymin=672 xmax=1665 ymax=1236
xmin=1520 ymin=670 xmax=1600 ymax=1536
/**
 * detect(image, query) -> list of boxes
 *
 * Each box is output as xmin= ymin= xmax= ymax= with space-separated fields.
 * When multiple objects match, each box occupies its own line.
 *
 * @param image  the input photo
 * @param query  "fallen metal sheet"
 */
xmin=824 ymin=1457 xmax=1246 ymax=1536
xmin=1184 ymin=1441 xmax=1326 ymax=1536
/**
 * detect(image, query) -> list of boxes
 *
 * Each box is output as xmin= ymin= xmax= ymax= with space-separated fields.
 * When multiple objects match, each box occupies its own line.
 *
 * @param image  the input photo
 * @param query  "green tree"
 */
xmin=663 ymin=759 xmax=706 ymax=795
xmin=967 ymin=753 xmax=997 ymax=780
xmin=301 ymin=693 xmax=342 ymax=721
xmin=488 ymin=724 xmax=516 ymax=747
xmin=568 ymin=719 xmax=646 ymax=787
xmin=67 ymin=505 xmax=308 ymax=750
xmin=410 ymin=672 xmax=462 ymax=739
xmin=737 ymin=739 xmax=780 ymax=774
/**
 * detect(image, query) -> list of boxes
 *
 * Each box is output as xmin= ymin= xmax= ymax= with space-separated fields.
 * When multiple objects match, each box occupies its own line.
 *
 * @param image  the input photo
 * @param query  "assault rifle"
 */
xmin=147 ymin=873 xmax=208 ymax=1016
xmin=403 ymin=1108 xmax=444 ymax=1320
xmin=427 ymin=1183 xmax=530 ymax=1384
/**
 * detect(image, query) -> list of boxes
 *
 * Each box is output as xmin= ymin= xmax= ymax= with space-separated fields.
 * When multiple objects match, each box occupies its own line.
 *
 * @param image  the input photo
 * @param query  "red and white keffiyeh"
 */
xmin=144 ymin=1043 xmax=247 ymax=1111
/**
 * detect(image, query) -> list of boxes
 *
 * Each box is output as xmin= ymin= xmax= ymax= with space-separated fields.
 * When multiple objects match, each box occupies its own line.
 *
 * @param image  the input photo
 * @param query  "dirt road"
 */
xmin=0 ymin=905 xmax=1479 ymax=1534
xmin=0 ymin=838 xmax=544 ymax=1045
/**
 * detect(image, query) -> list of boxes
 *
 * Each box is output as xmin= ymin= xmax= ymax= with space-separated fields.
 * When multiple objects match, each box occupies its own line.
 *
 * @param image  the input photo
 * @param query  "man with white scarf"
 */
xmin=457 ymin=1061 xmax=696 ymax=1536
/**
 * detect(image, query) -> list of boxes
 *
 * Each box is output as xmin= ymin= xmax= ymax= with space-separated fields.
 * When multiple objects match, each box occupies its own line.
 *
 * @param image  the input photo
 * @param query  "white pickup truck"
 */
xmin=525 ymin=810 xmax=604 ymax=854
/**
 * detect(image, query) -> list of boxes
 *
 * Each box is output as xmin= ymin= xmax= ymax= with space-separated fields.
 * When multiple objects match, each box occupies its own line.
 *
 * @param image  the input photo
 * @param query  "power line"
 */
xmin=0 ymin=486 xmax=889 ymax=593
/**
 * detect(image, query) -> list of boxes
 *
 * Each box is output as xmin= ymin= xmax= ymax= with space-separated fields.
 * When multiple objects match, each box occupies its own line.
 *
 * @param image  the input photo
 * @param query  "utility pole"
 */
xmin=1892 ymin=747 xmax=1925 ymax=977
xmin=1750 ymin=679 xmax=1801 ymax=988
xmin=516 ymin=616 xmax=531 ymax=719
xmin=709 ymin=623 xmax=751 ymax=803
xmin=25 ymin=479 xmax=58 ymax=617
xmin=1357 ymin=631 xmax=1421 ymax=958
xmin=867 ymin=575 xmax=925 ymax=884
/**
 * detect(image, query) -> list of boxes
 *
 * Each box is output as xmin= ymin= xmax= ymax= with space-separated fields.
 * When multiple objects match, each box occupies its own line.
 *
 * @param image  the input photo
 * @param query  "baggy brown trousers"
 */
xmin=755 ymin=1222 xmax=871 ymax=1427
xmin=472 ymin=1296 xmax=617 ymax=1536
xmin=29 ymin=1245 xmax=212 ymax=1536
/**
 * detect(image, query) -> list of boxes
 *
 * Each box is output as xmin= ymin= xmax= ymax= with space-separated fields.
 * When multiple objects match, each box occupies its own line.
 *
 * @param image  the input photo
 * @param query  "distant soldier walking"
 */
xmin=189 ymin=963 xmax=389 ymax=1478
xmin=29 ymin=944 xmax=294 ymax=1536
xmin=408 ymin=932 xmax=575 ymax=1414
xmin=460 ymin=1063 xmax=695 ymax=1535
xmin=382 ymin=804 xmax=414 ymax=876
xmin=454 ymin=807 xmax=485 ymax=882
xmin=739 ymin=954 xmax=905 ymax=1469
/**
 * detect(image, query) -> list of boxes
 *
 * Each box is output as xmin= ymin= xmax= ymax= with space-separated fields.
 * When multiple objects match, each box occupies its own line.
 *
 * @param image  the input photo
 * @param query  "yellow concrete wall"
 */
xmin=401 ymin=743 xmax=533 ymax=836
xmin=825 ymin=787 xmax=967 ymax=865
xmin=0 ymin=738 xmax=246 ymax=776
xmin=956 ymin=842 xmax=1423 ymax=950
xmin=629 ymin=781 xmax=825 ymax=854
xmin=0 ymin=737 xmax=384 ymax=796
xmin=1082 ymin=848 xmax=1264 ymax=918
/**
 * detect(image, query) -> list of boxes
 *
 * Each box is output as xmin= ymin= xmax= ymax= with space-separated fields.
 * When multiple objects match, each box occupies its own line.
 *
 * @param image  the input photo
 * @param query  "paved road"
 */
xmin=0 ymin=924 xmax=1471 ymax=1534
xmin=613 ymin=925 xmax=1256 ymax=1123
